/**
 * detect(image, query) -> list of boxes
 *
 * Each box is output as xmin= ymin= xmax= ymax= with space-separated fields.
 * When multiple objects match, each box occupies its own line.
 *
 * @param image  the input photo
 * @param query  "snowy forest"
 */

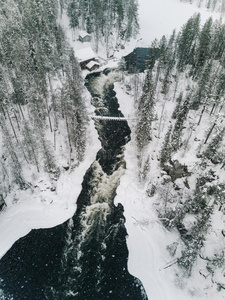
xmin=0 ymin=0 xmax=88 ymax=200
xmin=131 ymin=13 xmax=225 ymax=292
xmin=66 ymin=0 xmax=139 ymax=52
xmin=0 ymin=0 xmax=225 ymax=299
xmin=0 ymin=0 xmax=138 ymax=207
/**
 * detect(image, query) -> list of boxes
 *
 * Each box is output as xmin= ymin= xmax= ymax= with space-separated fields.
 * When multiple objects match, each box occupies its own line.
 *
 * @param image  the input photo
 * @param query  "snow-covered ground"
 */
xmin=113 ymin=80 xmax=191 ymax=300
xmin=120 ymin=3 xmax=225 ymax=299
xmin=0 ymin=103 xmax=101 ymax=259
xmin=138 ymin=0 xmax=223 ymax=45
xmin=114 ymin=74 xmax=225 ymax=299
xmin=0 ymin=10 xmax=102 ymax=260
xmin=60 ymin=0 xmax=223 ymax=62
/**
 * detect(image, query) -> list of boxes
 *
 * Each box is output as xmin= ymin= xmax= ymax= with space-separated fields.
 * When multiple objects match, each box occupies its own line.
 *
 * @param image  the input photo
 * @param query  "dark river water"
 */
xmin=0 ymin=69 xmax=147 ymax=300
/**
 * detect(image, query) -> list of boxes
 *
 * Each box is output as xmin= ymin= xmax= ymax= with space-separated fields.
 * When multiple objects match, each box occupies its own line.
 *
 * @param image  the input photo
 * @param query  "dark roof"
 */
xmin=123 ymin=47 xmax=159 ymax=73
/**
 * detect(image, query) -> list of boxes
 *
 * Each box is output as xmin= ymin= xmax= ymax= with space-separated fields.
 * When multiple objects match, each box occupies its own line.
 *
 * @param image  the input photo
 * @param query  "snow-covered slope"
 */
xmin=113 ymin=1 xmax=225 ymax=299
xmin=0 ymin=8 xmax=101 ymax=258
xmin=138 ymin=0 xmax=222 ymax=44
xmin=114 ymin=74 xmax=225 ymax=299
xmin=0 ymin=95 xmax=100 ymax=259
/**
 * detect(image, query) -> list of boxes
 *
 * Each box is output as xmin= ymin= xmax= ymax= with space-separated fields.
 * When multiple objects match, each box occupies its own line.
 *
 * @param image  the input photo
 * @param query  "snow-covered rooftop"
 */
xmin=79 ymin=30 xmax=91 ymax=38
xmin=86 ymin=60 xmax=99 ymax=69
xmin=75 ymin=47 xmax=96 ymax=62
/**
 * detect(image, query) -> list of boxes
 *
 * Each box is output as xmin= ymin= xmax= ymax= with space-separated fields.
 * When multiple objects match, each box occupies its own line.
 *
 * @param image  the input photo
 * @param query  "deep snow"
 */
xmin=138 ymin=0 xmax=223 ymax=45
xmin=114 ymin=77 xmax=225 ymax=300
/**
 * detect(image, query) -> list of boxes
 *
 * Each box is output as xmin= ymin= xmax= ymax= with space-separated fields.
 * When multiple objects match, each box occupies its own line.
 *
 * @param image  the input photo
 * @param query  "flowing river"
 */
xmin=0 ymin=69 xmax=147 ymax=300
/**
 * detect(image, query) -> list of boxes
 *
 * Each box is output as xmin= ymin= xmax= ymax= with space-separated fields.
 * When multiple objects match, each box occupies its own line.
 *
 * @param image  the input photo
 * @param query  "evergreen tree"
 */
xmin=66 ymin=0 xmax=139 ymax=52
xmin=211 ymin=20 xmax=225 ymax=60
xmin=172 ymin=93 xmax=183 ymax=119
xmin=161 ymin=30 xmax=177 ymax=95
xmin=146 ymin=39 xmax=159 ymax=71
xmin=160 ymin=125 xmax=173 ymax=166
xmin=136 ymin=70 xmax=155 ymax=150
xmin=194 ymin=17 xmax=213 ymax=72
xmin=171 ymin=95 xmax=191 ymax=151
xmin=210 ymin=71 xmax=225 ymax=115
xmin=191 ymin=60 xmax=212 ymax=110
xmin=176 ymin=13 xmax=200 ymax=71
xmin=0 ymin=0 xmax=88 ymax=191
xmin=203 ymin=127 xmax=225 ymax=164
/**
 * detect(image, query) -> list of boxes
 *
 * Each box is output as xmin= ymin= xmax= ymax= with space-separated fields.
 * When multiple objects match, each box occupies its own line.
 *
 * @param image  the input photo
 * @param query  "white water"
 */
xmin=90 ymin=71 xmax=122 ymax=97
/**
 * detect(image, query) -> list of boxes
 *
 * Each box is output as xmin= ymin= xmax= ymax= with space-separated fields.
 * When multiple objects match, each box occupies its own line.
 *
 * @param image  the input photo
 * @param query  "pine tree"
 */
xmin=66 ymin=0 xmax=139 ymax=52
xmin=210 ymin=71 xmax=225 ymax=115
xmin=211 ymin=20 xmax=225 ymax=60
xmin=146 ymin=39 xmax=159 ymax=71
xmin=172 ymin=93 xmax=183 ymax=119
xmin=176 ymin=13 xmax=200 ymax=71
xmin=194 ymin=17 xmax=213 ymax=72
xmin=161 ymin=30 xmax=177 ymax=95
xmin=160 ymin=125 xmax=173 ymax=166
xmin=171 ymin=95 xmax=191 ymax=151
xmin=0 ymin=0 xmax=88 ymax=187
xmin=0 ymin=117 xmax=24 ymax=188
xmin=67 ymin=0 xmax=80 ymax=40
xmin=203 ymin=127 xmax=225 ymax=164
xmin=191 ymin=60 xmax=212 ymax=110
xmin=136 ymin=70 xmax=155 ymax=150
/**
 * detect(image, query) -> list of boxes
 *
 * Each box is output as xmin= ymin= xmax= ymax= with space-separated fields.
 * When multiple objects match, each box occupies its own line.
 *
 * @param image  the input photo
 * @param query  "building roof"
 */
xmin=75 ymin=47 xmax=96 ymax=63
xmin=86 ymin=60 xmax=100 ymax=69
xmin=79 ymin=30 xmax=91 ymax=39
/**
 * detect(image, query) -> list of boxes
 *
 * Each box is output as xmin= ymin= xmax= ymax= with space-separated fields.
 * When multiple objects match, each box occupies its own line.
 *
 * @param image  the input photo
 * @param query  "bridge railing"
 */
xmin=91 ymin=115 xmax=137 ymax=121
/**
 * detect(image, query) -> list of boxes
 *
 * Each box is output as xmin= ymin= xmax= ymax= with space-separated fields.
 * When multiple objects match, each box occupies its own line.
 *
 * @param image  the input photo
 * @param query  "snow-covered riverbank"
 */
xmin=114 ymin=81 xmax=193 ymax=300
xmin=114 ymin=75 xmax=225 ymax=300
xmin=0 ymin=91 xmax=101 ymax=259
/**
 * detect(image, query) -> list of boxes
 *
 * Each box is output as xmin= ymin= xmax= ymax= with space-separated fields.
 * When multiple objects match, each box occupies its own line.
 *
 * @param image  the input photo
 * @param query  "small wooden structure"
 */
xmin=79 ymin=31 xmax=91 ymax=43
xmin=75 ymin=47 xmax=96 ymax=69
xmin=86 ymin=61 xmax=100 ymax=72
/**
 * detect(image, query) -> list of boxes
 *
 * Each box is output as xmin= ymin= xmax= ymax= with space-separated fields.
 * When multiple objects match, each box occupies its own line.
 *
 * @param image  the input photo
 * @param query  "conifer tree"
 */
xmin=194 ymin=17 xmax=213 ymax=71
xmin=172 ymin=93 xmax=183 ymax=119
xmin=160 ymin=125 xmax=173 ymax=166
xmin=171 ymin=95 xmax=191 ymax=151
xmin=0 ymin=0 xmax=88 ymax=188
xmin=203 ymin=127 xmax=225 ymax=164
xmin=136 ymin=70 xmax=155 ymax=150
xmin=177 ymin=13 xmax=200 ymax=71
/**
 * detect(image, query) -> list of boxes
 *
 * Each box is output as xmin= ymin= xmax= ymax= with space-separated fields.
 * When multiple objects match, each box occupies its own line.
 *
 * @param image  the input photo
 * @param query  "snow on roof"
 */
xmin=79 ymin=30 xmax=90 ymax=38
xmin=135 ymin=38 xmax=150 ymax=48
xmin=86 ymin=60 xmax=100 ymax=69
xmin=75 ymin=47 xmax=96 ymax=63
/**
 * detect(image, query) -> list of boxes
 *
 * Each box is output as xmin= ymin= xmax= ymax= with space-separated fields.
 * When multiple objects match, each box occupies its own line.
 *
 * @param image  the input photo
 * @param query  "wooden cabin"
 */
xmin=79 ymin=31 xmax=91 ymax=43
xmin=75 ymin=47 xmax=96 ymax=69
xmin=86 ymin=61 xmax=100 ymax=72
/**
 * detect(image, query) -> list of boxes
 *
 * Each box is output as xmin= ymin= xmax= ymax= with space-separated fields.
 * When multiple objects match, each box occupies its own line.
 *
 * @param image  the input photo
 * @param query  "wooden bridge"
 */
xmin=91 ymin=115 xmax=137 ymax=121
xmin=92 ymin=115 xmax=128 ymax=121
